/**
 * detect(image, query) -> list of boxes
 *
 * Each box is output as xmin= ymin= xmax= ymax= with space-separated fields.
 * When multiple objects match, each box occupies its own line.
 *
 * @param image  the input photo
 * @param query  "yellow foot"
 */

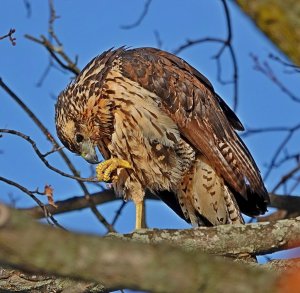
xmin=96 ymin=158 xmax=132 ymax=182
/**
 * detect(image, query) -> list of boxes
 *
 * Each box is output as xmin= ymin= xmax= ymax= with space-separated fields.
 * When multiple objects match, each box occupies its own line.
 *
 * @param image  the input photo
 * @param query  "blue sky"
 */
xmin=0 ymin=0 xmax=299 ymax=259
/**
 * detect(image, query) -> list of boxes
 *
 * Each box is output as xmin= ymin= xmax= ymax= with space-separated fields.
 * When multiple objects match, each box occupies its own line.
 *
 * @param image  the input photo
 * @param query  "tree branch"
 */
xmin=25 ymin=190 xmax=118 ymax=219
xmin=269 ymin=193 xmax=300 ymax=213
xmin=106 ymin=217 xmax=300 ymax=257
xmin=0 ymin=28 xmax=16 ymax=46
xmin=0 ymin=129 xmax=97 ymax=182
xmin=0 ymin=268 xmax=106 ymax=293
xmin=173 ymin=0 xmax=239 ymax=110
xmin=24 ymin=34 xmax=80 ymax=75
xmin=120 ymin=0 xmax=152 ymax=29
xmin=0 ymin=205 xmax=279 ymax=293
xmin=0 ymin=176 xmax=64 ymax=229
xmin=24 ymin=189 xmax=300 ymax=221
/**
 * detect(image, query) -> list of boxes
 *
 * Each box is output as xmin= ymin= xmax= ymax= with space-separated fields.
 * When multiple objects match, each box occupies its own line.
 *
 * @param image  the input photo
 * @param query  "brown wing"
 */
xmin=119 ymin=47 xmax=269 ymax=215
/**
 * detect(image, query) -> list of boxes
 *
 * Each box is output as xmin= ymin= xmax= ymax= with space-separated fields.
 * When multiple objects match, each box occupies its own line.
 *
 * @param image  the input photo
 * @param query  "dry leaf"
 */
xmin=43 ymin=184 xmax=57 ymax=208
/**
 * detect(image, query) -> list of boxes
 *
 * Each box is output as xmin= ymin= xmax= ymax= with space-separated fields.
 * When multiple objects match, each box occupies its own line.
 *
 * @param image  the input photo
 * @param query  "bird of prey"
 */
xmin=55 ymin=47 xmax=269 ymax=229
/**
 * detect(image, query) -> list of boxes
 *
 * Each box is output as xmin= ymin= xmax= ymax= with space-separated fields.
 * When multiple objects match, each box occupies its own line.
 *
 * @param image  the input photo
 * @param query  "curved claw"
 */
xmin=96 ymin=158 xmax=132 ymax=182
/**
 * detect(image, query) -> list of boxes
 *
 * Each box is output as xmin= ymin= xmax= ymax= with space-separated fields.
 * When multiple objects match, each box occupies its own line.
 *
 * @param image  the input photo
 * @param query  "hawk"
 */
xmin=55 ymin=47 xmax=269 ymax=229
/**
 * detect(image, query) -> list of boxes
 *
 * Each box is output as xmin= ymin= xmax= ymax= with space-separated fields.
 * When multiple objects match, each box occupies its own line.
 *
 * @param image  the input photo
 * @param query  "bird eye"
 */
xmin=75 ymin=133 xmax=84 ymax=143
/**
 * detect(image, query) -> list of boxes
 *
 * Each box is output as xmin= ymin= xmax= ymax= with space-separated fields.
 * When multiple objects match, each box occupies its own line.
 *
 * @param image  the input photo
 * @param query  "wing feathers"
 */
xmin=118 ymin=47 xmax=269 ymax=212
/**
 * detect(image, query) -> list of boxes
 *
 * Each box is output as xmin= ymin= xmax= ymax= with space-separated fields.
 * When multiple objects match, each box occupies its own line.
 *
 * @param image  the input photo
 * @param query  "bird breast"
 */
xmin=102 ymin=69 xmax=192 ymax=193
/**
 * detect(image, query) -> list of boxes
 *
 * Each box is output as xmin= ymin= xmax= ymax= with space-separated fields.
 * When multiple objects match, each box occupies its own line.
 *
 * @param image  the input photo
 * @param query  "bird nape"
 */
xmin=55 ymin=47 xmax=270 ymax=230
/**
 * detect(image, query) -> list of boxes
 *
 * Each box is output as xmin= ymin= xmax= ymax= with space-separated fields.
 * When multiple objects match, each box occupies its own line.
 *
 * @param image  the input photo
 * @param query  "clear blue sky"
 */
xmin=0 ymin=1 xmax=299 ymax=259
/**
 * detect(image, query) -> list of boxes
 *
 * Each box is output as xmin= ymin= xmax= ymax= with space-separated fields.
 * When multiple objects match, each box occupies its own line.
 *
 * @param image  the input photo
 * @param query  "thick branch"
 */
xmin=269 ymin=193 xmax=300 ymax=213
xmin=107 ymin=217 xmax=300 ymax=256
xmin=0 ymin=205 xmax=278 ymax=293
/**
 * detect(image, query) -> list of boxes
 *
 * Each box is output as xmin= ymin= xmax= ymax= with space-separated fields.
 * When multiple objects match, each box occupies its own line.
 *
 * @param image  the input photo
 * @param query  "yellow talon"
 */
xmin=96 ymin=158 xmax=132 ymax=182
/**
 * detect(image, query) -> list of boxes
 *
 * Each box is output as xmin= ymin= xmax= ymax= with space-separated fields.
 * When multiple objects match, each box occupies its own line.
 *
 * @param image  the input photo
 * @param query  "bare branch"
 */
xmin=0 ymin=176 xmax=64 ymax=229
xmin=269 ymin=193 xmax=300 ymax=213
xmin=0 ymin=28 xmax=16 ymax=46
xmin=214 ymin=0 xmax=239 ymax=111
xmin=35 ymin=0 xmax=67 ymax=87
xmin=25 ymin=189 xmax=118 ymax=219
xmin=0 ymin=129 xmax=97 ymax=182
xmin=153 ymin=30 xmax=163 ymax=49
xmin=24 ymin=188 xmax=300 ymax=223
xmin=268 ymin=53 xmax=300 ymax=73
xmin=23 ymin=0 xmax=31 ymax=18
xmin=272 ymin=163 xmax=300 ymax=193
xmin=242 ymin=125 xmax=300 ymax=138
xmin=111 ymin=201 xmax=128 ymax=226
xmin=173 ymin=0 xmax=239 ymax=110
xmin=25 ymin=34 xmax=80 ymax=75
xmin=173 ymin=38 xmax=224 ymax=55
xmin=121 ymin=0 xmax=152 ymax=29
xmin=250 ymin=53 xmax=300 ymax=103
xmin=48 ymin=0 xmax=61 ymax=46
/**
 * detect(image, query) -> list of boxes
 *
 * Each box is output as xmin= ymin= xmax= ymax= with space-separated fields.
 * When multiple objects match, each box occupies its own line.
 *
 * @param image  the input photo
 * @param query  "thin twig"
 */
xmin=48 ymin=0 xmax=62 ymax=46
xmin=23 ymin=0 xmax=31 ymax=18
xmin=272 ymin=164 xmax=300 ymax=193
xmin=173 ymin=38 xmax=224 ymax=55
xmin=111 ymin=201 xmax=127 ymax=226
xmin=25 ymin=34 xmax=80 ymax=75
xmin=154 ymin=30 xmax=163 ymax=49
xmin=35 ymin=0 xmax=65 ymax=87
xmin=0 ymin=28 xmax=16 ymax=46
xmin=173 ymin=0 xmax=239 ymax=110
xmin=263 ymin=124 xmax=300 ymax=181
xmin=25 ymin=189 xmax=118 ymax=218
xmin=242 ymin=126 xmax=299 ymax=138
xmin=0 ymin=129 xmax=97 ymax=182
xmin=213 ymin=0 xmax=238 ymax=110
xmin=251 ymin=53 xmax=300 ymax=103
xmin=42 ymin=146 xmax=64 ymax=157
xmin=268 ymin=53 xmax=300 ymax=73
xmin=0 ymin=176 xmax=65 ymax=229
xmin=121 ymin=0 xmax=152 ymax=29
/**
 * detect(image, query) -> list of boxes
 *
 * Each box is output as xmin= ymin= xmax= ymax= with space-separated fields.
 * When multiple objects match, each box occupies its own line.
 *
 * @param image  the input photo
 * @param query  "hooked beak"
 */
xmin=81 ymin=140 xmax=99 ymax=164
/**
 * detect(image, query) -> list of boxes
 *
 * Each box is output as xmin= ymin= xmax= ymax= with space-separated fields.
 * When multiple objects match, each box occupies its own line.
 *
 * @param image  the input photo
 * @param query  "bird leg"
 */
xmin=135 ymin=199 xmax=145 ymax=230
xmin=96 ymin=158 xmax=132 ymax=182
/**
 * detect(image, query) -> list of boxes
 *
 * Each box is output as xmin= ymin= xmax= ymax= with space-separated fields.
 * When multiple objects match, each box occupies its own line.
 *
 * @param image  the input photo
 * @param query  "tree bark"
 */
xmin=0 ymin=268 xmax=106 ymax=293
xmin=107 ymin=216 xmax=300 ymax=256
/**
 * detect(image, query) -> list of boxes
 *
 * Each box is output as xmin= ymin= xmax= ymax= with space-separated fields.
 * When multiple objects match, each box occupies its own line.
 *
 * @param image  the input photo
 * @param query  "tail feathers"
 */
xmin=223 ymin=185 xmax=244 ymax=224
xmin=177 ymin=155 xmax=244 ymax=226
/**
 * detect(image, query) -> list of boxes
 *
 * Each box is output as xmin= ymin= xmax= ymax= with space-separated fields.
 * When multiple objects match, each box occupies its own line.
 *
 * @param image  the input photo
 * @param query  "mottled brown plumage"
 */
xmin=55 ymin=47 xmax=269 ymax=227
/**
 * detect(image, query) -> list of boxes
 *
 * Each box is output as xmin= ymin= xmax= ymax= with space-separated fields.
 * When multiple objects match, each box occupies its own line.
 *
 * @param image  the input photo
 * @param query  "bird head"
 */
xmin=55 ymin=89 xmax=99 ymax=164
